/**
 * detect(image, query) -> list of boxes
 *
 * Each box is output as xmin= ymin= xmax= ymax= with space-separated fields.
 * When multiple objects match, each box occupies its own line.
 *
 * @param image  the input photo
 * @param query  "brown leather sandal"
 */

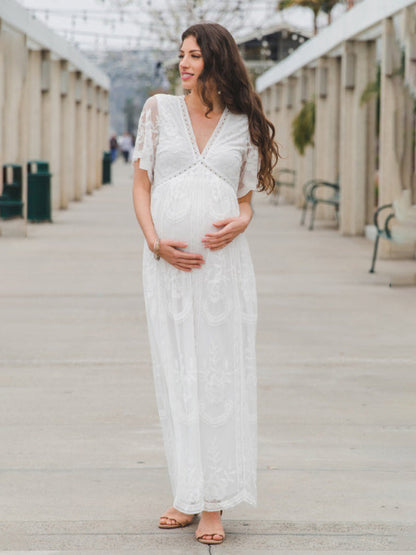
xmin=159 ymin=510 xmax=198 ymax=529
xmin=196 ymin=532 xmax=225 ymax=545
xmin=195 ymin=510 xmax=225 ymax=545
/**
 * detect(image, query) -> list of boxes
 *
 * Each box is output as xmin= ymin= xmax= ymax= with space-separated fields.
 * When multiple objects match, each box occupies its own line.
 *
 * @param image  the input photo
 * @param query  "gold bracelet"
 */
xmin=153 ymin=237 xmax=161 ymax=260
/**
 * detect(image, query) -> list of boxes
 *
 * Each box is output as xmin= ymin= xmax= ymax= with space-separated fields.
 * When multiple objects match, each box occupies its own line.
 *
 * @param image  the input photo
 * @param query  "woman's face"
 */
xmin=179 ymin=35 xmax=204 ymax=90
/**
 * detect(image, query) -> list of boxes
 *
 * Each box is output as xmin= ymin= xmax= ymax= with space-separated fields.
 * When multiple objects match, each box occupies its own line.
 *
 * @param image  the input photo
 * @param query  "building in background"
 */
xmin=257 ymin=0 xmax=416 ymax=261
xmin=237 ymin=23 xmax=310 ymax=81
xmin=0 ymin=0 xmax=110 ymax=219
xmin=86 ymin=49 xmax=171 ymax=136
xmin=164 ymin=22 xmax=310 ymax=94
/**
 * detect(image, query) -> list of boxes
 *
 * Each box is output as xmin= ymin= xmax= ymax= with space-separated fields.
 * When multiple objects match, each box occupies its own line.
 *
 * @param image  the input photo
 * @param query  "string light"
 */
xmin=26 ymin=1 xmax=311 ymax=52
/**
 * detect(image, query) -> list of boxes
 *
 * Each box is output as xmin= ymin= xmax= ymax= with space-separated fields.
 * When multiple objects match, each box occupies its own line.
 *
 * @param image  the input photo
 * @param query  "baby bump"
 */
xmin=151 ymin=171 xmax=239 ymax=253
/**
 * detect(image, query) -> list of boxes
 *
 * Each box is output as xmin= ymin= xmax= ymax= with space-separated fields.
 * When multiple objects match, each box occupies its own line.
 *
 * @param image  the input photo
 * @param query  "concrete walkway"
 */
xmin=1 ymin=161 xmax=415 ymax=552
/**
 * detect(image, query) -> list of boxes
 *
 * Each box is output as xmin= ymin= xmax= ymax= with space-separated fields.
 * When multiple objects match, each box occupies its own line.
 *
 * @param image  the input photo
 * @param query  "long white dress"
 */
xmin=133 ymin=93 xmax=258 ymax=514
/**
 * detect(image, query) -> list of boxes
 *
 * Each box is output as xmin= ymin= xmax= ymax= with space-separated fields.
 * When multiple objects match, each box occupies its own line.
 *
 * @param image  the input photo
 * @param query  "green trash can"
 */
xmin=0 ymin=164 xmax=23 ymax=218
xmin=102 ymin=151 xmax=111 ymax=185
xmin=27 ymin=160 xmax=52 ymax=222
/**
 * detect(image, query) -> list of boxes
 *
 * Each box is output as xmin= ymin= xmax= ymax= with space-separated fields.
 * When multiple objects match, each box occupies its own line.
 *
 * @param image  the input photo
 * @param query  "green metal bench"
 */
xmin=0 ymin=197 xmax=24 ymax=219
xmin=271 ymin=168 xmax=296 ymax=205
xmin=0 ymin=164 xmax=23 ymax=219
xmin=301 ymin=179 xmax=340 ymax=230
xmin=369 ymin=201 xmax=416 ymax=283
xmin=369 ymin=203 xmax=395 ymax=273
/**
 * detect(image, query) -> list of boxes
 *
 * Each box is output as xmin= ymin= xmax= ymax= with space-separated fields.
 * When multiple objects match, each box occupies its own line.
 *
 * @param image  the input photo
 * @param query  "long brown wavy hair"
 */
xmin=181 ymin=22 xmax=279 ymax=194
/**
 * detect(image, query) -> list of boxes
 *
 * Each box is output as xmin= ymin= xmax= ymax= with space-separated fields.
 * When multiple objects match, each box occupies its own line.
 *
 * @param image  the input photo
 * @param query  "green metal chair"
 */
xmin=369 ymin=203 xmax=395 ymax=273
xmin=301 ymin=180 xmax=340 ymax=230
xmin=0 ymin=164 xmax=23 ymax=219
xmin=272 ymin=168 xmax=296 ymax=205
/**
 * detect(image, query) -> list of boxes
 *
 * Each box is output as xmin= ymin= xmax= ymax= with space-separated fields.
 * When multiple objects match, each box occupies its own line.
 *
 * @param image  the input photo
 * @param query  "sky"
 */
xmin=17 ymin=0 xmax=347 ymax=52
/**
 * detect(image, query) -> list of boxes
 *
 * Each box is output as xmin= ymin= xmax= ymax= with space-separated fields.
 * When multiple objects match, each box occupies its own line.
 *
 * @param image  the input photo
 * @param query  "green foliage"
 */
xmin=360 ymin=64 xmax=381 ymax=137
xmin=278 ymin=0 xmax=324 ymax=15
xmin=292 ymin=99 xmax=316 ymax=155
xmin=277 ymin=0 xmax=342 ymax=35
xmin=321 ymin=0 xmax=340 ymax=13
xmin=278 ymin=0 xmax=340 ymax=12
xmin=360 ymin=80 xmax=379 ymax=106
xmin=277 ymin=0 xmax=343 ymax=33
xmin=166 ymin=65 xmax=180 ymax=93
xmin=360 ymin=64 xmax=380 ymax=106
xmin=278 ymin=0 xmax=320 ymax=14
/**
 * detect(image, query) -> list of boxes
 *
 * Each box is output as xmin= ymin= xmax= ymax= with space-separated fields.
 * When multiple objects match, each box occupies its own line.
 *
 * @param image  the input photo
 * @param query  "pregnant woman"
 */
xmin=132 ymin=22 xmax=278 ymax=545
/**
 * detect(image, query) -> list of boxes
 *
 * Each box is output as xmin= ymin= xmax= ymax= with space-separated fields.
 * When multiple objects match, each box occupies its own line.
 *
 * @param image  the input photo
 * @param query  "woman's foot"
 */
xmin=195 ymin=510 xmax=225 ymax=544
xmin=159 ymin=507 xmax=197 ymax=529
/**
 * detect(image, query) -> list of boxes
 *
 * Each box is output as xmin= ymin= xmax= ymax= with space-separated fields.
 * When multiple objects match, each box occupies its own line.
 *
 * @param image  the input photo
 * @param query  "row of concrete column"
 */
xmin=0 ymin=21 xmax=109 ymax=212
xmin=260 ymin=8 xmax=416 ymax=258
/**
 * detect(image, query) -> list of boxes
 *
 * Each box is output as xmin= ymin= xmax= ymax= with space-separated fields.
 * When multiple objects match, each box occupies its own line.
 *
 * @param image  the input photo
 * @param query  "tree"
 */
xmin=100 ymin=0 xmax=253 ymax=50
xmin=277 ymin=0 xmax=343 ymax=34
xmin=321 ymin=0 xmax=341 ymax=24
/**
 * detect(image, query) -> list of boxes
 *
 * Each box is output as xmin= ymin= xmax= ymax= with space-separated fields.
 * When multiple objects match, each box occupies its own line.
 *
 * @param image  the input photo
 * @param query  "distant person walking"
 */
xmin=109 ymin=134 xmax=118 ymax=162
xmin=120 ymin=132 xmax=133 ymax=163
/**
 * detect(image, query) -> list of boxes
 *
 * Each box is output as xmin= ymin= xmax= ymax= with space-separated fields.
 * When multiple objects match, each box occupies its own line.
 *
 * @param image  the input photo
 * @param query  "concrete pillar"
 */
xmin=19 ymin=42 xmax=34 ymax=224
xmin=74 ymin=72 xmax=87 ymax=200
xmin=41 ymin=51 xmax=62 ymax=210
xmin=339 ymin=40 xmax=377 ymax=236
xmin=262 ymin=87 xmax=271 ymax=120
xmin=294 ymin=67 xmax=316 ymax=208
xmin=0 ymin=22 xmax=27 ymax=235
xmin=379 ymin=17 xmax=415 ymax=257
xmin=86 ymin=79 xmax=96 ymax=194
xmin=102 ymin=90 xmax=110 ymax=163
xmin=0 ymin=22 xmax=4 ymax=193
xmin=25 ymin=49 xmax=42 ymax=160
xmin=314 ymin=56 xmax=341 ymax=221
xmin=95 ymin=86 xmax=103 ymax=189
xmin=314 ymin=58 xmax=340 ymax=182
xmin=403 ymin=5 xmax=416 ymax=205
xmin=269 ymin=82 xmax=281 ymax=176
xmin=268 ymin=83 xmax=279 ymax=132
xmin=60 ymin=61 xmax=76 ymax=207
xmin=276 ymin=77 xmax=298 ymax=202
xmin=403 ymin=5 xmax=416 ymax=103
xmin=268 ymin=83 xmax=284 ymax=196
xmin=2 ymin=24 xmax=26 ymax=164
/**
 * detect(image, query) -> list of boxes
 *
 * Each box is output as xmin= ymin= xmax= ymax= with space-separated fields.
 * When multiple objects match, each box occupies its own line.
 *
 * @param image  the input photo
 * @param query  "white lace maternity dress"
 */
xmin=133 ymin=93 xmax=258 ymax=513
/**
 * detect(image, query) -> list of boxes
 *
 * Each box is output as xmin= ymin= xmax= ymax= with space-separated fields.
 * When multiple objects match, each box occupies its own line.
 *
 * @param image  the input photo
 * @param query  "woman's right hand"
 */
xmin=158 ymin=239 xmax=205 ymax=272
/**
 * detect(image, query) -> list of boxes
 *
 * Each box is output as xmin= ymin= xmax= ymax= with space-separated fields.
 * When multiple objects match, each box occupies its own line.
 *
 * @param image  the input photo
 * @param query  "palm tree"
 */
xmin=321 ymin=0 xmax=341 ymax=24
xmin=277 ymin=0 xmax=342 ymax=34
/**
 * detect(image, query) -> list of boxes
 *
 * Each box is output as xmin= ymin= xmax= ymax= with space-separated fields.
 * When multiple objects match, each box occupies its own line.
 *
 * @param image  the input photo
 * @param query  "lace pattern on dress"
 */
xmin=237 ymin=138 xmax=260 ymax=198
xmin=132 ymin=96 xmax=159 ymax=182
xmin=138 ymin=93 xmax=258 ymax=513
xmin=179 ymin=95 xmax=229 ymax=159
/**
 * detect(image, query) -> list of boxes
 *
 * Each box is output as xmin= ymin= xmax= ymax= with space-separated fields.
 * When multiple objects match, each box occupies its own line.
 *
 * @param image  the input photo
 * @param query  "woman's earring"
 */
xmin=217 ymin=90 xmax=222 ymax=95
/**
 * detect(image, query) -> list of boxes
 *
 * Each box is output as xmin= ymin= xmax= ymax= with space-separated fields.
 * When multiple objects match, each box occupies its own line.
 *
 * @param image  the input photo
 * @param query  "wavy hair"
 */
xmin=181 ymin=22 xmax=279 ymax=194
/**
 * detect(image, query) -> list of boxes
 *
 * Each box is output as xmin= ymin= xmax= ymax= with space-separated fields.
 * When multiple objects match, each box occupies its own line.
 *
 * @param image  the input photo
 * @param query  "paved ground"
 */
xmin=0 ymin=160 xmax=416 ymax=553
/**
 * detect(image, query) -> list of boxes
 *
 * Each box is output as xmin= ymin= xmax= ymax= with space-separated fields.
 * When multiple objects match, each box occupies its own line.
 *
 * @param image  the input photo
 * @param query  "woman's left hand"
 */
xmin=202 ymin=215 xmax=250 ymax=251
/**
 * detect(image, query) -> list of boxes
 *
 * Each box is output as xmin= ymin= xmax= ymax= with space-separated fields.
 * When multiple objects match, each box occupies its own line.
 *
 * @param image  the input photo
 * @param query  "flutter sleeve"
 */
xmin=237 ymin=137 xmax=260 ymax=198
xmin=132 ymin=95 xmax=159 ymax=182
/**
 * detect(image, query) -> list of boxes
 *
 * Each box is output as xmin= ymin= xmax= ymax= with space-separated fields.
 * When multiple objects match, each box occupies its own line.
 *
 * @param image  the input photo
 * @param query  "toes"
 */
xmin=160 ymin=517 xmax=175 ymax=525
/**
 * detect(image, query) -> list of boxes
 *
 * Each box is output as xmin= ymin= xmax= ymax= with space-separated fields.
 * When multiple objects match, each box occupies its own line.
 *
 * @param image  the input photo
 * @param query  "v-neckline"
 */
xmin=180 ymin=95 xmax=228 ymax=158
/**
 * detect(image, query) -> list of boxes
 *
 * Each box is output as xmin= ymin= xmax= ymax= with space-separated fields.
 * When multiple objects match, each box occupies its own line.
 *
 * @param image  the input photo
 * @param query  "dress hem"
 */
xmin=173 ymin=490 xmax=257 ymax=515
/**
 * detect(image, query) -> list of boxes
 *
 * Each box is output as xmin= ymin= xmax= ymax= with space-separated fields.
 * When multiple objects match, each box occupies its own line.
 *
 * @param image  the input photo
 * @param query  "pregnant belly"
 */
xmin=151 ymin=169 xmax=239 ymax=254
